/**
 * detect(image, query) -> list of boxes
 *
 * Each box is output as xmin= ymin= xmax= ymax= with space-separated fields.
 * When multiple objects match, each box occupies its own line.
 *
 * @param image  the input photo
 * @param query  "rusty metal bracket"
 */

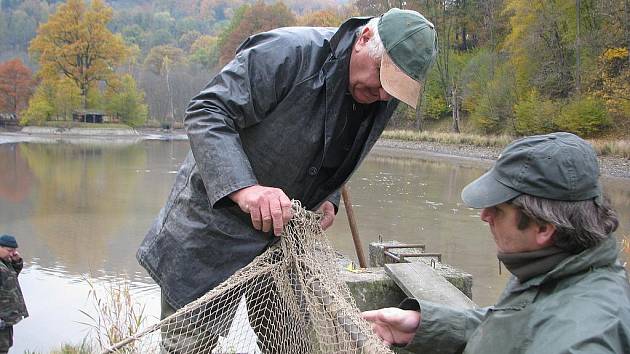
xmin=382 ymin=244 xmax=442 ymax=265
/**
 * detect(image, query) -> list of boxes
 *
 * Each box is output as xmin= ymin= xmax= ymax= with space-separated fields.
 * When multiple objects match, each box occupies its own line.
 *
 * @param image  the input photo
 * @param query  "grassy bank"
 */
xmin=382 ymin=130 xmax=630 ymax=159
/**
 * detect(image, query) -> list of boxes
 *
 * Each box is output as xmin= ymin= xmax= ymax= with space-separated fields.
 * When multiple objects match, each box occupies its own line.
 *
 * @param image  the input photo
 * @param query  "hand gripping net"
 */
xmin=104 ymin=201 xmax=393 ymax=354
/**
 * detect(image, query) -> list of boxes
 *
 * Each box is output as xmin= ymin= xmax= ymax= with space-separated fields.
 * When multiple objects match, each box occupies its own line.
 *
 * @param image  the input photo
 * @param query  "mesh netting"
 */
xmin=104 ymin=201 xmax=393 ymax=354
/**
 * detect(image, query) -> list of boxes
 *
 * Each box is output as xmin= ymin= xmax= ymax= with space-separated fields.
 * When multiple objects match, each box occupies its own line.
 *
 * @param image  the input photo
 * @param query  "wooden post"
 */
xmin=341 ymin=185 xmax=367 ymax=268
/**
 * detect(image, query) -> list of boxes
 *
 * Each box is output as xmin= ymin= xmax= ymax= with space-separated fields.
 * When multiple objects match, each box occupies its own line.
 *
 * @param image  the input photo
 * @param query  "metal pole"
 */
xmin=341 ymin=185 xmax=367 ymax=268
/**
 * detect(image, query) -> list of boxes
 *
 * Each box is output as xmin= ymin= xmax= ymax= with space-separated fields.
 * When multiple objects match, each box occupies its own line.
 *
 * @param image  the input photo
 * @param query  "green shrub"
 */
xmin=467 ymin=63 xmax=517 ymax=134
xmin=105 ymin=74 xmax=149 ymax=127
xmin=514 ymin=90 xmax=559 ymax=135
xmin=555 ymin=97 xmax=610 ymax=137
xmin=20 ymin=93 xmax=54 ymax=125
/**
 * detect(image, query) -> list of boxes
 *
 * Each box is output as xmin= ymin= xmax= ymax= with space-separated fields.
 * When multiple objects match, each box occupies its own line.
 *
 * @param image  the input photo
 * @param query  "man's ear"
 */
xmin=356 ymin=26 xmax=373 ymax=48
xmin=535 ymin=223 xmax=556 ymax=247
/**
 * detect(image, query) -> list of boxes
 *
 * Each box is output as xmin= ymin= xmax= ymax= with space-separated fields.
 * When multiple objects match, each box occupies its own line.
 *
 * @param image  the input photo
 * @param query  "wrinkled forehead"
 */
xmin=0 ymin=246 xmax=16 ymax=252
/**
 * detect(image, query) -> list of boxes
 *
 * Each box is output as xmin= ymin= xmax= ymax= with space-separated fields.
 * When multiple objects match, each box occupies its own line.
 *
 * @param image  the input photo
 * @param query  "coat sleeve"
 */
xmin=184 ymin=32 xmax=304 ymax=207
xmin=400 ymin=298 xmax=490 ymax=354
xmin=12 ymin=259 xmax=23 ymax=275
xmin=324 ymin=189 xmax=341 ymax=212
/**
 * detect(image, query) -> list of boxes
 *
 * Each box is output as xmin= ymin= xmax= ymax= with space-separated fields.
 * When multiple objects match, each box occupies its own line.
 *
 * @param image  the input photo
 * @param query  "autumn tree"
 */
xmin=144 ymin=45 xmax=187 ymax=124
xmin=105 ymin=74 xmax=148 ymax=127
xmin=0 ymin=58 xmax=34 ymax=115
xmin=190 ymin=35 xmax=219 ymax=70
xmin=21 ymin=78 xmax=82 ymax=125
xmin=199 ymin=0 xmax=245 ymax=22
xmin=503 ymin=0 xmax=578 ymax=99
xmin=218 ymin=1 xmax=296 ymax=66
xmin=297 ymin=9 xmax=345 ymax=27
xmin=29 ymin=0 xmax=130 ymax=110
xmin=355 ymin=0 xmax=405 ymax=16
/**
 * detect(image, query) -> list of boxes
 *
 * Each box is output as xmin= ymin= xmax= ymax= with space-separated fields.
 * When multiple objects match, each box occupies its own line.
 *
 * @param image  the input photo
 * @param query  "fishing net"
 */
xmin=104 ymin=201 xmax=393 ymax=354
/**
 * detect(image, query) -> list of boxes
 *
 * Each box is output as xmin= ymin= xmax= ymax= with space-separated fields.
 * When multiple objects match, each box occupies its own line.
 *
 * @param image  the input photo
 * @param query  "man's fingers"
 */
xmin=229 ymin=185 xmax=293 ymax=235
xmin=270 ymin=198 xmax=284 ymax=236
xmin=272 ymin=196 xmax=294 ymax=236
xmin=320 ymin=213 xmax=334 ymax=230
xmin=250 ymin=205 xmax=263 ymax=231
xmin=280 ymin=197 xmax=293 ymax=225
xmin=361 ymin=310 xmax=380 ymax=322
xmin=259 ymin=199 xmax=272 ymax=233
xmin=316 ymin=201 xmax=335 ymax=230
xmin=362 ymin=308 xmax=398 ymax=323
xmin=368 ymin=320 xmax=395 ymax=346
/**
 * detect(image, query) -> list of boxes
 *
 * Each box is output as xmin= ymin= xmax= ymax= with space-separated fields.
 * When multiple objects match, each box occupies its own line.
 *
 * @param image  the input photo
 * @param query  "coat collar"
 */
xmin=508 ymin=235 xmax=620 ymax=292
xmin=329 ymin=16 xmax=372 ymax=59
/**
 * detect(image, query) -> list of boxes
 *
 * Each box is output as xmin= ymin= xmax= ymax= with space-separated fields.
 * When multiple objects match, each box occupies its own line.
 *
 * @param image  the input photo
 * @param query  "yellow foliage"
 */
xmin=28 ymin=0 xmax=130 ymax=109
xmin=297 ymin=9 xmax=344 ymax=27
xmin=591 ymin=47 xmax=630 ymax=124
xmin=602 ymin=48 xmax=629 ymax=61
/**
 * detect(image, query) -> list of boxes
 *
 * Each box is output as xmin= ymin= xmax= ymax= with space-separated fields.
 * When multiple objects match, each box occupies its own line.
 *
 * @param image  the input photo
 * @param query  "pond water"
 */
xmin=1 ymin=139 xmax=628 ymax=353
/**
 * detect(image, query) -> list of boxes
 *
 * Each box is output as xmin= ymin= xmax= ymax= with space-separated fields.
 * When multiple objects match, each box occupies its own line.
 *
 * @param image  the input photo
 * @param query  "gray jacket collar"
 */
xmin=510 ymin=235 xmax=620 ymax=292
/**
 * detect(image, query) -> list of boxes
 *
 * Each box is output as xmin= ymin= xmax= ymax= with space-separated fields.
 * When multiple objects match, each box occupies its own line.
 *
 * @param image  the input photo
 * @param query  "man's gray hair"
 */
xmin=360 ymin=17 xmax=385 ymax=60
xmin=511 ymin=194 xmax=619 ymax=253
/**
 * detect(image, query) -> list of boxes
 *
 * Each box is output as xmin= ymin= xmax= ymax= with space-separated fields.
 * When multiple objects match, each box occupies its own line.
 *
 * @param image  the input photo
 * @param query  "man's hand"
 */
xmin=361 ymin=307 xmax=421 ymax=346
xmin=230 ymin=185 xmax=293 ymax=236
xmin=316 ymin=201 xmax=335 ymax=230
xmin=10 ymin=251 xmax=21 ymax=263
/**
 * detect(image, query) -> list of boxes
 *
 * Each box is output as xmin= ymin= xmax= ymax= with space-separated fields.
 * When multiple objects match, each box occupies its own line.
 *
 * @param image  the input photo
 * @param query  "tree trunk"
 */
xmin=451 ymin=84 xmax=460 ymax=133
xmin=575 ymin=0 xmax=581 ymax=95
xmin=81 ymin=85 xmax=87 ymax=111
xmin=626 ymin=0 xmax=630 ymax=66
xmin=415 ymin=105 xmax=424 ymax=132
xmin=164 ymin=58 xmax=175 ymax=129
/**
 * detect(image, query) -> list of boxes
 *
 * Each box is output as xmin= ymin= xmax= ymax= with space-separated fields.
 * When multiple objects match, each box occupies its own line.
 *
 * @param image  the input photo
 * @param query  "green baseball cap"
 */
xmin=461 ymin=132 xmax=603 ymax=208
xmin=378 ymin=8 xmax=438 ymax=109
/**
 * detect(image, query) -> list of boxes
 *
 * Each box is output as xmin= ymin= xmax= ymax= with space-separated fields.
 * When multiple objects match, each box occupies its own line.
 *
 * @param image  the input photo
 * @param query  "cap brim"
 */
xmin=461 ymin=169 xmax=522 ymax=208
xmin=380 ymin=52 xmax=422 ymax=109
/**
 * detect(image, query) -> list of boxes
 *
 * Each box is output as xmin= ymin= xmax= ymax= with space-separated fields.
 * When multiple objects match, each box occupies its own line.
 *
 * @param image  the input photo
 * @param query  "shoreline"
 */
xmin=375 ymin=139 xmax=630 ymax=180
xmin=1 ymin=127 xmax=628 ymax=179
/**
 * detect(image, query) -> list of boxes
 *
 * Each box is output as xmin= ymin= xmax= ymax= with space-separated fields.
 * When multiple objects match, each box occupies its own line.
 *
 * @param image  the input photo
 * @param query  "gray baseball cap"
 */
xmin=461 ymin=132 xmax=602 ymax=208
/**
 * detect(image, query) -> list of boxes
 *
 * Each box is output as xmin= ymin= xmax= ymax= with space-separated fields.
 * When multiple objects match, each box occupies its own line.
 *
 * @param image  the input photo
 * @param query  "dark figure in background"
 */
xmin=137 ymin=7 xmax=438 ymax=353
xmin=363 ymin=132 xmax=630 ymax=353
xmin=0 ymin=235 xmax=28 ymax=354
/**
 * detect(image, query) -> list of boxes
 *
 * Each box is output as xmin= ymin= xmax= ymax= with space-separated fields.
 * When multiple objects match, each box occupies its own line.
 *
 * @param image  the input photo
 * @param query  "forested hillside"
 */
xmin=0 ymin=0 xmax=627 ymax=138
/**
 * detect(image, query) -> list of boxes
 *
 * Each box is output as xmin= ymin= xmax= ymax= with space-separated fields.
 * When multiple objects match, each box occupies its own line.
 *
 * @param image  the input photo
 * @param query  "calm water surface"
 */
xmin=1 ymin=140 xmax=628 ymax=352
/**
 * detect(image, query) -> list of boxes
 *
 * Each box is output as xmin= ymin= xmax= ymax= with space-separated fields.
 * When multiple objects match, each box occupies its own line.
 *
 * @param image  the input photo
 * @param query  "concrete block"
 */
xmin=340 ymin=267 xmax=407 ymax=311
xmin=369 ymin=241 xmax=473 ymax=300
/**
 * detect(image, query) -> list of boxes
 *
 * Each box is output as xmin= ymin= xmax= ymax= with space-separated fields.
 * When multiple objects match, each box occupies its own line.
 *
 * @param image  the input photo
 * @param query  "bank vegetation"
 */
xmin=0 ymin=0 xmax=627 ymax=143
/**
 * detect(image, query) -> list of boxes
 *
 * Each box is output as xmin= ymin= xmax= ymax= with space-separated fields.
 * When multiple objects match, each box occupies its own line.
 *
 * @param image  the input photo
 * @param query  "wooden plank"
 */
xmin=385 ymin=262 xmax=476 ymax=309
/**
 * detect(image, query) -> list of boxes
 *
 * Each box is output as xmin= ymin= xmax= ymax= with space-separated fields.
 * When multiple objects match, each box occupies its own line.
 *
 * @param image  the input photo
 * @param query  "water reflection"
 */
xmin=0 ymin=141 xmax=186 ymax=352
xmin=0 ymin=141 xmax=628 ymax=352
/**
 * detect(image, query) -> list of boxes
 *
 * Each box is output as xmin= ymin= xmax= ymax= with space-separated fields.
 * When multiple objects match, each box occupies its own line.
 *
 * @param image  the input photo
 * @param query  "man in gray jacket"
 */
xmin=136 ymin=7 xmax=437 ymax=348
xmin=362 ymin=132 xmax=630 ymax=353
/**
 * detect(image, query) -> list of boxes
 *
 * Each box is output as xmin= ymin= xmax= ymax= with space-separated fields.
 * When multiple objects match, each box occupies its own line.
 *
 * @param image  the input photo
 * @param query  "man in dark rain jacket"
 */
xmin=137 ymin=6 xmax=437 ymax=336
xmin=363 ymin=132 xmax=630 ymax=353
xmin=0 ymin=235 xmax=28 ymax=354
